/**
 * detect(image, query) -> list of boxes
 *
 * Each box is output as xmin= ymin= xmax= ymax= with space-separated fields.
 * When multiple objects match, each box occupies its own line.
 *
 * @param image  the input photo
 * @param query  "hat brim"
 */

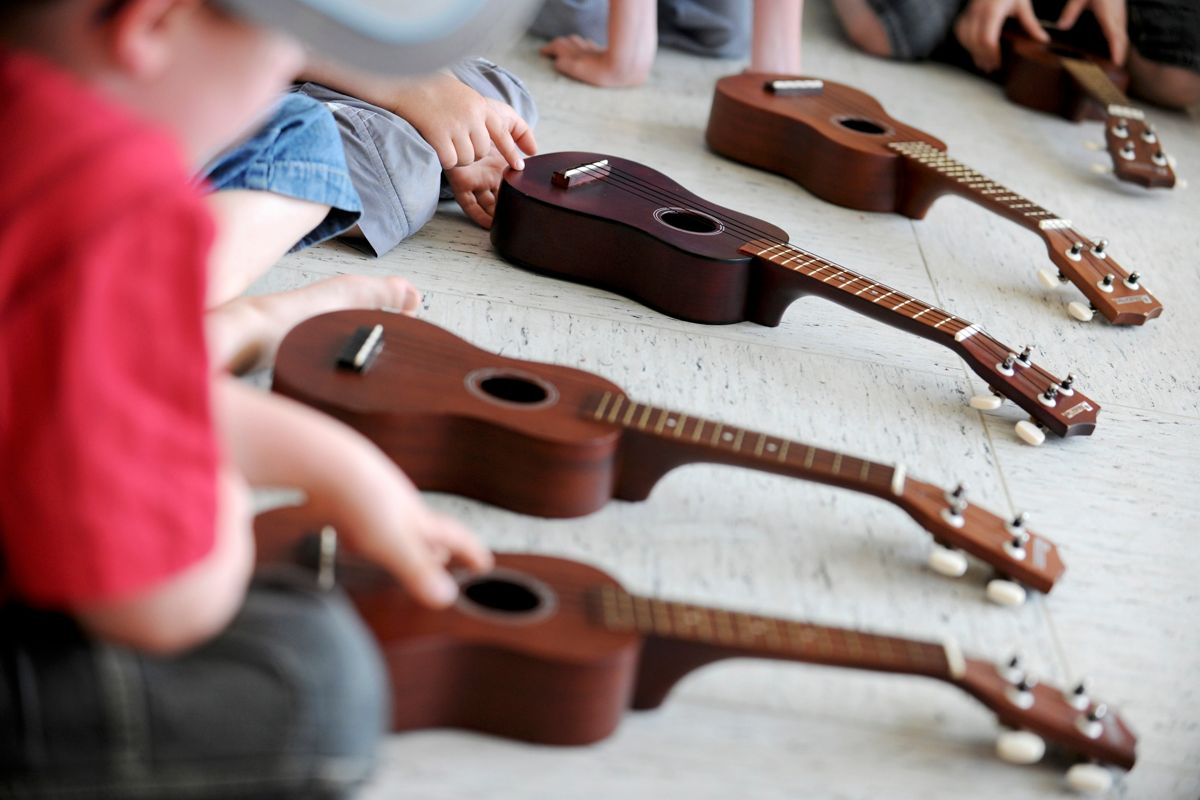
xmin=213 ymin=0 xmax=540 ymax=75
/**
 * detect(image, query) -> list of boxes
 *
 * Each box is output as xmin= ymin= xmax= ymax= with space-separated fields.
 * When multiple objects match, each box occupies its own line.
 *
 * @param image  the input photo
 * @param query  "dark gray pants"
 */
xmin=530 ymin=0 xmax=752 ymax=59
xmin=0 ymin=569 xmax=388 ymax=799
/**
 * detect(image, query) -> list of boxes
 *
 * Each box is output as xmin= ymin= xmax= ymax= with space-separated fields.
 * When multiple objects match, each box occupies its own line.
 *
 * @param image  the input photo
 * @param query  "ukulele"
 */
xmin=253 ymin=507 xmax=1136 ymax=794
xmin=273 ymin=309 xmax=1066 ymax=605
xmin=1000 ymin=27 xmax=1176 ymax=190
xmin=490 ymin=151 xmax=1100 ymax=445
xmin=705 ymin=74 xmax=1164 ymax=326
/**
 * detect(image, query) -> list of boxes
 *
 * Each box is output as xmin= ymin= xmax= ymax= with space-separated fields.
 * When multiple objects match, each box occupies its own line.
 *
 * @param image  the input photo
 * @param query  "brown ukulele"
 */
xmin=491 ymin=151 xmax=1100 ymax=445
xmin=273 ymin=309 xmax=1066 ymax=605
xmin=706 ymin=74 xmax=1164 ymax=326
xmin=1001 ymin=26 xmax=1176 ymax=190
xmin=254 ymin=507 xmax=1135 ymax=794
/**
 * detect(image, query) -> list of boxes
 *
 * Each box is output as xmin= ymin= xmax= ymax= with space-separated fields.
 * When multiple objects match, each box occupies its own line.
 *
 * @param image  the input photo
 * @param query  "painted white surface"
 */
xmin=255 ymin=4 xmax=1199 ymax=797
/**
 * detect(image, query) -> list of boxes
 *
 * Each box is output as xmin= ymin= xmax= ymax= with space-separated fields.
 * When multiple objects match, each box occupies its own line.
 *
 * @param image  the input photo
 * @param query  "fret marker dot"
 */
xmin=721 ymin=431 xmax=734 ymax=442
xmin=767 ymin=443 xmax=778 ymax=452
xmin=666 ymin=419 xmax=677 ymax=428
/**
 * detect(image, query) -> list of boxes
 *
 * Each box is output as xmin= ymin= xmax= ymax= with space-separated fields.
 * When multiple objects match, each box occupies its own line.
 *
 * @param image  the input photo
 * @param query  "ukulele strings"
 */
xmin=359 ymin=327 xmax=1057 ymax=572
xmin=365 ymin=331 xmax=906 ymax=480
xmin=560 ymin=161 xmax=1073 ymax=399
xmin=344 ymin=564 xmax=951 ymax=673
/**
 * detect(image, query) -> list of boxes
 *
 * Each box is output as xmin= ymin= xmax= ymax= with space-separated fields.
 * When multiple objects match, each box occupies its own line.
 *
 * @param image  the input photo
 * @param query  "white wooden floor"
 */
xmin=258 ymin=5 xmax=1200 ymax=797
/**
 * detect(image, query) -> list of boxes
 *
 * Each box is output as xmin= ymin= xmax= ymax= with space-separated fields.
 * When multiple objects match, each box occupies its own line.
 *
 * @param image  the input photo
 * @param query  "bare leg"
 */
xmin=750 ymin=0 xmax=804 ymax=73
xmin=205 ymin=190 xmax=331 ymax=307
xmin=1127 ymin=50 xmax=1200 ymax=110
xmin=206 ymin=274 xmax=421 ymax=375
xmin=831 ymin=0 xmax=893 ymax=57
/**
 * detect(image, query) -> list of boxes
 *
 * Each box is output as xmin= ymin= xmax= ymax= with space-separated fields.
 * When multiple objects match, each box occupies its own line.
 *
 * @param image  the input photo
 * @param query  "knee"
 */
xmin=244 ymin=572 xmax=390 ymax=761
xmin=832 ymin=0 xmax=893 ymax=58
xmin=1130 ymin=56 xmax=1200 ymax=109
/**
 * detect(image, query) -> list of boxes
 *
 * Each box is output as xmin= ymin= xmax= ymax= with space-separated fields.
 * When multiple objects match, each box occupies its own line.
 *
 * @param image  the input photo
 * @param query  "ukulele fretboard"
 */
xmin=742 ymin=239 xmax=981 ymax=343
xmin=1061 ymin=58 xmax=1138 ymax=115
xmin=888 ymin=141 xmax=1063 ymax=230
xmin=584 ymin=391 xmax=901 ymax=494
xmin=593 ymin=586 xmax=955 ymax=678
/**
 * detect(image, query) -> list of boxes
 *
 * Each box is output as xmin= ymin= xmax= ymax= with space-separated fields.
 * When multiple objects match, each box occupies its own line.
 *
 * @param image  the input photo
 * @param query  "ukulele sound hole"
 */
xmin=466 ymin=368 xmax=560 ymax=409
xmin=457 ymin=569 xmax=557 ymax=624
xmin=836 ymin=117 xmax=888 ymax=135
xmin=481 ymin=376 xmax=548 ymax=404
xmin=653 ymin=207 xmax=725 ymax=236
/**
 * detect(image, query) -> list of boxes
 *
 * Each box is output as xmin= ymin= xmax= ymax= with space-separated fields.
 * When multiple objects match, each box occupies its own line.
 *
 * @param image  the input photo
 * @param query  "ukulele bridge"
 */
xmin=552 ymin=159 xmax=612 ymax=189
xmin=764 ymin=78 xmax=824 ymax=96
xmin=336 ymin=324 xmax=384 ymax=373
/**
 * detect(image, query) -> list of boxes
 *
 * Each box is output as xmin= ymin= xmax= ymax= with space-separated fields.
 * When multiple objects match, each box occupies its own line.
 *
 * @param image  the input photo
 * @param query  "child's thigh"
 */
xmin=0 ymin=568 xmax=387 ymax=800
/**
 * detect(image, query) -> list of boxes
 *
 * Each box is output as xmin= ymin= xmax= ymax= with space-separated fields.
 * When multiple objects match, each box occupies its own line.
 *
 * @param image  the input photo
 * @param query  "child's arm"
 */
xmin=302 ymin=62 xmax=536 ymax=172
xmin=215 ymin=379 xmax=492 ymax=609
xmin=539 ymin=0 xmax=658 ymax=87
xmin=749 ymin=0 xmax=804 ymax=73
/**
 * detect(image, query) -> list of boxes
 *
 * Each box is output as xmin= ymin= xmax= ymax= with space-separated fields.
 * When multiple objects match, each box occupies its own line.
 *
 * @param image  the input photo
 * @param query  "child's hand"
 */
xmin=954 ymin=0 xmax=1049 ymax=72
xmin=1055 ymin=0 xmax=1127 ymax=64
xmin=445 ymin=148 xmax=509 ymax=229
xmin=390 ymin=73 xmax=537 ymax=171
xmin=217 ymin=379 xmax=493 ymax=610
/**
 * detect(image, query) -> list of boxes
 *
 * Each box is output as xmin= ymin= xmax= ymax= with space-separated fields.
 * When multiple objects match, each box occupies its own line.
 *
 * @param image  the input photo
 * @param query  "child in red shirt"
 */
xmin=0 ymin=0 xmax=534 ymax=796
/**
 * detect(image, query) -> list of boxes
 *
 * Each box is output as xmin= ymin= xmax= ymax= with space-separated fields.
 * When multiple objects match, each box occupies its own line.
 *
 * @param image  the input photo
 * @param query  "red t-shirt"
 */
xmin=0 ymin=50 xmax=218 ymax=608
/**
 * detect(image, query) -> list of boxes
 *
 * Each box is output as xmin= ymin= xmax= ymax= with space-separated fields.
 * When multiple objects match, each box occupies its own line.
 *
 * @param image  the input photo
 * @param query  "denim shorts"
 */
xmin=204 ymin=94 xmax=364 ymax=253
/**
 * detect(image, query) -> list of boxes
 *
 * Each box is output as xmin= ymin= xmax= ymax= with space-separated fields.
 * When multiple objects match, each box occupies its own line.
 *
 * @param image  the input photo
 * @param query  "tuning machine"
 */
xmin=928 ymin=543 xmax=968 ymax=578
xmin=1015 ymin=419 xmax=1046 ymax=447
xmin=1067 ymin=301 xmax=1096 ymax=322
xmin=996 ymin=727 xmax=1046 ymax=765
xmin=1066 ymin=762 xmax=1114 ymax=794
xmin=1037 ymin=268 xmax=1069 ymax=290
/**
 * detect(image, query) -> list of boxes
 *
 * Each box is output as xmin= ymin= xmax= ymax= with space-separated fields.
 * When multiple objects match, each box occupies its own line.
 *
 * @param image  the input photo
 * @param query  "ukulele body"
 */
xmin=1000 ymin=28 xmax=1129 ymax=122
xmin=706 ymin=74 xmax=946 ymax=217
xmin=273 ymin=310 xmax=625 ymax=518
xmin=492 ymin=151 xmax=790 ymax=325
xmin=255 ymin=509 xmax=642 ymax=745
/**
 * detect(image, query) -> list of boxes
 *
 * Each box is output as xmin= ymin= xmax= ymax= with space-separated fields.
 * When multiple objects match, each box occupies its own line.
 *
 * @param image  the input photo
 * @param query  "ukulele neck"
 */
xmin=592 ymin=585 xmax=957 ymax=681
xmin=889 ymin=141 xmax=1064 ymax=237
xmin=741 ymin=239 xmax=981 ymax=348
xmin=1061 ymin=57 xmax=1136 ymax=114
xmin=584 ymin=391 xmax=901 ymax=500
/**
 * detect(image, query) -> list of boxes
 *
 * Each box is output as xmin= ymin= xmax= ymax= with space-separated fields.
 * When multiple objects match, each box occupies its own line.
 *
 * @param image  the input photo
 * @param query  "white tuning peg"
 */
xmin=1037 ymin=269 xmax=1067 ymax=290
xmin=928 ymin=544 xmax=969 ymax=578
xmin=1066 ymin=763 xmax=1114 ymax=795
xmin=986 ymin=579 xmax=1028 ymax=607
xmin=996 ymin=729 xmax=1046 ymax=765
xmin=970 ymin=394 xmax=1003 ymax=411
xmin=1067 ymin=301 xmax=1095 ymax=322
xmin=1015 ymin=420 xmax=1046 ymax=446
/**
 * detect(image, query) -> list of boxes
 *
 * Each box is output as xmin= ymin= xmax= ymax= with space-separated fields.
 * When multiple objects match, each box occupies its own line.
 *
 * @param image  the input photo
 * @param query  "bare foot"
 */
xmin=208 ymin=274 xmax=421 ymax=374
xmin=445 ymin=148 xmax=509 ymax=229
xmin=540 ymin=35 xmax=652 ymax=87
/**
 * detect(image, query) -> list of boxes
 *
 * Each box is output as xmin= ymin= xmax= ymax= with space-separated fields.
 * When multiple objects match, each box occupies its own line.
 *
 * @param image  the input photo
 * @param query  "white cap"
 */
xmin=212 ymin=0 xmax=540 ymax=74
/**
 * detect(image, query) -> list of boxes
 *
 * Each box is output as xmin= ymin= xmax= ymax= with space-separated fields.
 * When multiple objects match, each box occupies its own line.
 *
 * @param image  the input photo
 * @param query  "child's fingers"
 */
xmin=454 ymin=187 xmax=493 ymax=229
xmin=469 ymin=126 xmax=491 ymax=165
xmin=449 ymin=130 xmax=476 ymax=167
xmin=430 ymin=136 xmax=460 ymax=171
xmin=1012 ymin=0 xmax=1050 ymax=43
xmin=424 ymin=513 xmax=493 ymax=575
xmin=1055 ymin=0 xmax=1089 ymax=31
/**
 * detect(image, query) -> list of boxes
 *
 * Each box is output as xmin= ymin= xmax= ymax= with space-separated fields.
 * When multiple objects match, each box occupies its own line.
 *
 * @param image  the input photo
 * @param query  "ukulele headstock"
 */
xmin=957 ymin=337 xmax=1100 ymax=441
xmin=957 ymin=656 xmax=1137 ymax=773
xmin=1103 ymin=111 xmax=1176 ymax=189
xmin=898 ymin=479 xmax=1064 ymax=597
xmin=1040 ymin=226 xmax=1163 ymax=326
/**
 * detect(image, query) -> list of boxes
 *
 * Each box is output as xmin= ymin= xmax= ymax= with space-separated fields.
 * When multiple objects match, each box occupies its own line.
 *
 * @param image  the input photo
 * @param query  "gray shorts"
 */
xmin=866 ymin=0 xmax=1200 ymax=70
xmin=531 ymin=0 xmax=752 ymax=59
xmin=293 ymin=57 xmax=539 ymax=258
